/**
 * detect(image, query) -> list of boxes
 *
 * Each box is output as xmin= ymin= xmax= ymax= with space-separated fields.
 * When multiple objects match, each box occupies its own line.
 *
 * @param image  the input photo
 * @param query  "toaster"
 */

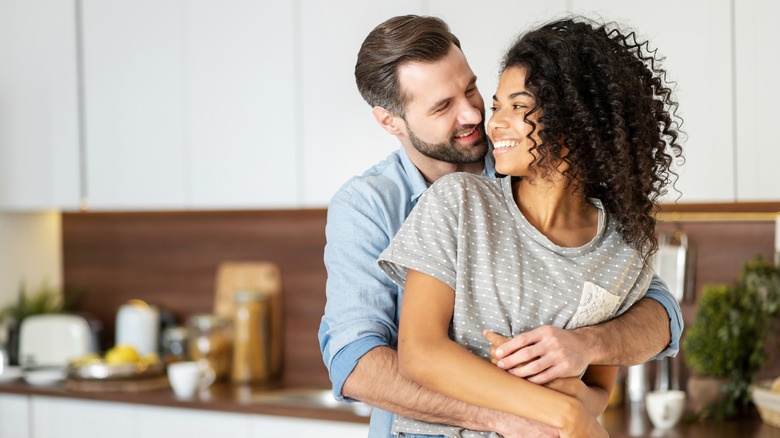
xmin=19 ymin=314 xmax=93 ymax=367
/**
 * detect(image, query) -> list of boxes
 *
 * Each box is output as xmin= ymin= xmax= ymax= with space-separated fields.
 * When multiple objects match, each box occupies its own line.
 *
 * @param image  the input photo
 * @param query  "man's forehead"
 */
xmin=397 ymin=48 xmax=475 ymax=108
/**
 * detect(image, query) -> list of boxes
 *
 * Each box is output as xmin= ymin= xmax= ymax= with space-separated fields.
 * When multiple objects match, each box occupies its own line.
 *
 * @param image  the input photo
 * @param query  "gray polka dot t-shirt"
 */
xmin=378 ymin=173 xmax=653 ymax=438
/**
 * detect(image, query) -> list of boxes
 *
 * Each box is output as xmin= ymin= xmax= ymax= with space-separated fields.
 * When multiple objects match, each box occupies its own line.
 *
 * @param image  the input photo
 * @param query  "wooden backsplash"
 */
xmin=62 ymin=209 xmax=331 ymax=389
xmin=62 ymin=207 xmax=778 ymax=390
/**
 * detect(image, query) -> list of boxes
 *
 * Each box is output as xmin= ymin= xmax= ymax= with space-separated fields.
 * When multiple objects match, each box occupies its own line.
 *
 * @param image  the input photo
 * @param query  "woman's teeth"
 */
xmin=493 ymin=140 xmax=519 ymax=149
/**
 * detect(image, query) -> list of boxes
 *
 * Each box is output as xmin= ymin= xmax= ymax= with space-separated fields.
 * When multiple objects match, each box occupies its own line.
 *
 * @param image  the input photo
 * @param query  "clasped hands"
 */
xmin=482 ymin=326 xmax=593 ymax=384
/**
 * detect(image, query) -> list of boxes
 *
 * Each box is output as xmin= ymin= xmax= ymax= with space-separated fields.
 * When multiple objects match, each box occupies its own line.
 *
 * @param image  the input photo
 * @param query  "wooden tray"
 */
xmin=65 ymin=376 xmax=169 ymax=393
xmin=214 ymin=261 xmax=283 ymax=380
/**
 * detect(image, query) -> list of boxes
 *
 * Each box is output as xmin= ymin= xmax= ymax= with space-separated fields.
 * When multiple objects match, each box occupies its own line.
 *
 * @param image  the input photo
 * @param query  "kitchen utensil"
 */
xmin=654 ymin=232 xmax=688 ymax=392
xmin=167 ymin=360 xmax=215 ymax=399
xmin=0 ymin=342 xmax=7 ymax=374
xmin=214 ymin=261 xmax=283 ymax=380
xmin=18 ymin=314 xmax=93 ymax=367
xmin=23 ymin=365 xmax=67 ymax=386
xmin=115 ymin=299 xmax=160 ymax=355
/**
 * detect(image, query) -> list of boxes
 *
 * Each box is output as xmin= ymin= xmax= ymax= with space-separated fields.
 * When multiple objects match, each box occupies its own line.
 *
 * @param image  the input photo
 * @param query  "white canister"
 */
xmin=115 ymin=299 xmax=159 ymax=355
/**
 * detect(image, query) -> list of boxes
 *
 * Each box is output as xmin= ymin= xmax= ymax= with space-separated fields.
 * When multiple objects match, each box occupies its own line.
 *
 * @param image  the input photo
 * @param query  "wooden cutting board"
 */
xmin=213 ymin=261 xmax=283 ymax=381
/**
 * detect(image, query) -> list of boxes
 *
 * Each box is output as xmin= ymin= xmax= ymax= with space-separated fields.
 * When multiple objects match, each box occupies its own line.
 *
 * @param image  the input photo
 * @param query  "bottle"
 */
xmin=231 ymin=290 xmax=270 ymax=385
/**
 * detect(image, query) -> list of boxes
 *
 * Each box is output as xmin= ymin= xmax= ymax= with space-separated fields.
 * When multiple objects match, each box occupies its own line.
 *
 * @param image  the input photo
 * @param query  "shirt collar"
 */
xmin=399 ymin=143 xmax=498 ymax=205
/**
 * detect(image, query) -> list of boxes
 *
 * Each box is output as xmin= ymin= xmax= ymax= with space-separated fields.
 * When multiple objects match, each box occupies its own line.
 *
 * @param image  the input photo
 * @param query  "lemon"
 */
xmin=105 ymin=344 xmax=140 ymax=365
xmin=71 ymin=353 xmax=102 ymax=367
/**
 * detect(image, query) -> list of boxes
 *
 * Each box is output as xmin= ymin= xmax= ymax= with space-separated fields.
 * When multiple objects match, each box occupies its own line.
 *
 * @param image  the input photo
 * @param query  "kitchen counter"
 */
xmin=0 ymin=379 xmax=369 ymax=424
xmin=2 ymin=380 xmax=779 ymax=436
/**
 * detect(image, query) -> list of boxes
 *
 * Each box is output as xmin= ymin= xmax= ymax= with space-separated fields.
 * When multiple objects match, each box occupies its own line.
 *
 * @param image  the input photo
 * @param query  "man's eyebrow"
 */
xmin=492 ymin=91 xmax=533 ymax=101
xmin=428 ymin=76 xmax=479 ymax=113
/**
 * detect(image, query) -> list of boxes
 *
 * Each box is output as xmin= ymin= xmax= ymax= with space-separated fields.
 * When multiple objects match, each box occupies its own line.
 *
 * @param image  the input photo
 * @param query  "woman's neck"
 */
xmin=512 ymin=175 xmax=599 ymax=248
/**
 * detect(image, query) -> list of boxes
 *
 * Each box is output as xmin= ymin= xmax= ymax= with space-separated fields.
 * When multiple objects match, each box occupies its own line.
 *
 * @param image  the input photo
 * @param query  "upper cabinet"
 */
xmin=298 ymin=1 xmax=425 ymax=207
xmin=570 ymin=0 xmax=735 ymax=204
xmin=81 ymin=0 xmax=297 ymax=210
xmin=0 ymin=0 xmax=81 ymax=211
xmin=1 ymin=2 xmax=779 ymax=211
xmin=734 ymin=0 xmax=780 ymax=202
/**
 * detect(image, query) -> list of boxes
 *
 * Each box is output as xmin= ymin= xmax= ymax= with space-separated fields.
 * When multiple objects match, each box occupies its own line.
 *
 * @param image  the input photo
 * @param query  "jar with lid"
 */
xmin=231 ymin=290 xmax=270 ymax=384
xmin=187 ymin=314 xmax=232 ymax=380
xmin=161 ymin=326 xmax=190 ymax=365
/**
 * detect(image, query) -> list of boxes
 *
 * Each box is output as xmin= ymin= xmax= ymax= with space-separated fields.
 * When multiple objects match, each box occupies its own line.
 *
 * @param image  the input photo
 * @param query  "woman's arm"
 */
xmin=398 ymin=269 xmax=606 ymax=437
xmin=543 ymin=365 xmax=617 ymax=417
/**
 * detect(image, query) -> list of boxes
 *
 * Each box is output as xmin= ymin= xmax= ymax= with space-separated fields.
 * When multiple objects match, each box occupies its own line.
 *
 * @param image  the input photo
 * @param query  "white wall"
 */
xmin=0 ymin=212 xmax=62 ymax=341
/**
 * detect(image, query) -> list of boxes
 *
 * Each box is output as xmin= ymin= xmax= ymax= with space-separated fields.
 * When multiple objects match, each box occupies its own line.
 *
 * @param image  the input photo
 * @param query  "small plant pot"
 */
xmin=687 ymin=375 xmax=729 ymax=412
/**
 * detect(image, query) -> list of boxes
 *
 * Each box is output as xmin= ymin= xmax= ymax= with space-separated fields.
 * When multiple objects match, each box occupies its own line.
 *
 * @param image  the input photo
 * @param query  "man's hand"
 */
xmin=483 ymin=327 xmax=594 ymax=384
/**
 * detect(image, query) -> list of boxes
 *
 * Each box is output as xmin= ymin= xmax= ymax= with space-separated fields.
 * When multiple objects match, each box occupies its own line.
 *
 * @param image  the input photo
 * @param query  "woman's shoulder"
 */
xmin=431 ymin=172 xmax=500 ymax=193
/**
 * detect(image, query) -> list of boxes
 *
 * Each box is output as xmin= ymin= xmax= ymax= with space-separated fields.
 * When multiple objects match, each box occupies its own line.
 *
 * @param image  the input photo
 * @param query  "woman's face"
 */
xmin=487 ymin=66 xmax=544 ymax=177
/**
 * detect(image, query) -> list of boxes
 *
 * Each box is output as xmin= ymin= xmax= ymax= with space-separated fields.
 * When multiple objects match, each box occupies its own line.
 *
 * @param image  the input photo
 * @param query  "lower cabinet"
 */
xmin=0 ymin=394 xmax=368 ymax=438
xmin=0 ymin=393 xmax=30 ymax=438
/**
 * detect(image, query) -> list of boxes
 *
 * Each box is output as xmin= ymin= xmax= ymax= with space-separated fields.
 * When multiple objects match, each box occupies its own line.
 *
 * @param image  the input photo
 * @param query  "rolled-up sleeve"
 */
xmin=644 ymin=273 xmax=683 ymax=359
xmin=318 ymin=183 xmax=404 ymax=401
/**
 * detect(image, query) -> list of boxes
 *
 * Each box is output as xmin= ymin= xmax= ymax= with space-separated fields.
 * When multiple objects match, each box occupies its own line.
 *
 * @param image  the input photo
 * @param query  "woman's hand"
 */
xmin=483 ymin=328 xmax=591 ymax=384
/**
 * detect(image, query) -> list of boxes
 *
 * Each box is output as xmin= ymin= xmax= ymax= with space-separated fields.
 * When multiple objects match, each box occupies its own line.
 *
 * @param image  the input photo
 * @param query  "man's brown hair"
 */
xmin=355 ymin=15 xmax=461 ymax=118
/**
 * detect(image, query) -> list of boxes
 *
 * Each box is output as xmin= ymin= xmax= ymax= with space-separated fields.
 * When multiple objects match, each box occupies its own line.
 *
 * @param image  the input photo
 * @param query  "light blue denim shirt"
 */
xmin=318 ymin=147 xmax=682 ymax=438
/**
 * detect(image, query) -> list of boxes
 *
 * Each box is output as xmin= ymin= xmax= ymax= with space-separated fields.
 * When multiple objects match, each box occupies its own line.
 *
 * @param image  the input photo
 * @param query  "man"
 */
xmin=319 ymin=15 xmax=682 ymax=438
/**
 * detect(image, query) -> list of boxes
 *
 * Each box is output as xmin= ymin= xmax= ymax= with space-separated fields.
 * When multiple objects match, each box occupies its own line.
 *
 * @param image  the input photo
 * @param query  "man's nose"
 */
xmin=457 ymin=101 xmax=482 ymax=126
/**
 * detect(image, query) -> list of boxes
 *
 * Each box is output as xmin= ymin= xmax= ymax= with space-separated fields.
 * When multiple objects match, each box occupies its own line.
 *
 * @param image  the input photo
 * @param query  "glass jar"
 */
xmin=186 ymin=314 xmax=232 ymax=380
xmin=231 ymin=290 xmax=270 ymax=384
xmin=161 ymin=326 xmax=190 ymax=365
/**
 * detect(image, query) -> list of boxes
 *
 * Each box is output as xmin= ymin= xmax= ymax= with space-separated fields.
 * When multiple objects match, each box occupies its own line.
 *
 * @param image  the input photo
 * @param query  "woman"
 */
xmin=377 ymin=17 xmax=684 ymax=438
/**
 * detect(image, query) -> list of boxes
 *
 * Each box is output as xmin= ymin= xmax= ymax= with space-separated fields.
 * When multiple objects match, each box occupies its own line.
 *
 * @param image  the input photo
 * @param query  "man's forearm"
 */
xmin=577 ymin=297 xmax=670 ymax=366
xmin=342 ymin=346 xmax=556 ymax=437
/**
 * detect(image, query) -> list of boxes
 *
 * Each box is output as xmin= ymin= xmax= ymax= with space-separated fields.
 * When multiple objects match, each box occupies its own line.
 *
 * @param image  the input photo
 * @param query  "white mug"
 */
xmin=167 ymin=360 xmax=216 ymax=399
xmin=645 ymin=390 xmax=686 ymax=429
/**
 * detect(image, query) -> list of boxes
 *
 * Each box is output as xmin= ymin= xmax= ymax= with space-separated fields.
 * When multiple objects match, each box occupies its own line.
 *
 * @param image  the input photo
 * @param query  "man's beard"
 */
xmin=407 ymin=121 xmax=489 ymax=164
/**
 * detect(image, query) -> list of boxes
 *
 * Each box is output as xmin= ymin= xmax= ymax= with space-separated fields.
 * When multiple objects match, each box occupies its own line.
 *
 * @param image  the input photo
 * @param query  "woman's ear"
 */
xmin=372 ymin=106 xmax=404 ymax=136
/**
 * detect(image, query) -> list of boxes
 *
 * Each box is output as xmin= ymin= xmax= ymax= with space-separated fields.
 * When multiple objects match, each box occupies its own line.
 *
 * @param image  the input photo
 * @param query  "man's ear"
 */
xmin=372 ymin=106 xmax=404 ymax=136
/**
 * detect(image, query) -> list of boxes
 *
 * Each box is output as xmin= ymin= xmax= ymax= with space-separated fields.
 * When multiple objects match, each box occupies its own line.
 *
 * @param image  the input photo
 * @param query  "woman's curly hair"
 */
xmin=502 ymin=17 xmax=684 ymax=259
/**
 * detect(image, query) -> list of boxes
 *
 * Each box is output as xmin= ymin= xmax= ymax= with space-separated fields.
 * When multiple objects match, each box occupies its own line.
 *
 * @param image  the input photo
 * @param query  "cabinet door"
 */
xmin=570 ymin=0 xmax=735 ymax=203
xmin=184 ymin=0 xmax=298 ymax=209
xmin=0 ymin=393 xmax=30 ymax=438
xmin=31 ymin=397 xmax=135 ymax=438
xmin=81 ymin=0 xmax=187 ymax=210
xmin=0 ymin=0 xmax=80 ymax=211
xmin=299 ymin=1 xmax=425 ymax=207
xmin=135 ymin=405 xmax=251 ymax=438
xmin=250 ymin=415 xmax=368 ymax=438
xmin=735 ymin=0 xmax=780 ymax=201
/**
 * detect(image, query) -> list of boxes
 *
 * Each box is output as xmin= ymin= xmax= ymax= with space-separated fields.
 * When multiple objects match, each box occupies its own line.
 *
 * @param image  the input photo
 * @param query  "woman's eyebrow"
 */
xmin=492 ymin=91 xmax=533 ymax=101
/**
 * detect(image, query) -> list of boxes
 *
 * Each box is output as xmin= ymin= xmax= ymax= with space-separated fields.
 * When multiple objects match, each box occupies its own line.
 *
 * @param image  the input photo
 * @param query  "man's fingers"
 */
xmin=497 ymin=343 xmax=544 ymax=369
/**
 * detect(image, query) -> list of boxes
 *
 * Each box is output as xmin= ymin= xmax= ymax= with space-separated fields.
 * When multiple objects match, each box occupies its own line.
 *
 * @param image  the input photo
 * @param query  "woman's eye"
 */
xmin=489 ymin=106 xmax=498 ymax=112
xmin=513 ymin=104 xmax=528 ymax=110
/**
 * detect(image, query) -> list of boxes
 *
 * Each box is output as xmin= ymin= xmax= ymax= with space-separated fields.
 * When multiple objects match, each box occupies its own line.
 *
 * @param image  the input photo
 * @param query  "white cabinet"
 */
xmin=135 ymin=405 xmax=251 ymax=438
xmin=570 ymin=0 xmax=735 ymax=203
xmin=0 ymin=0 xmax=81 ymax=211
xmin=13 ymin=395 xmax=366 ymax=438
xmin=0 ymin=393 xmax=30 ymax=438
xmin=250 ymin=415 xmax=369 ymax=438
xmin=81 ymin=0 xmax=187 ymax=210
xmin=31 ymin=397 xmax=135 ymax=438
xmin=734 ymin=0 xmax=780 ymax=202
xmin=298 ymin=1 xmax=425 ymax=207
xmin=81 ymin=0 xmax=297 ymax=210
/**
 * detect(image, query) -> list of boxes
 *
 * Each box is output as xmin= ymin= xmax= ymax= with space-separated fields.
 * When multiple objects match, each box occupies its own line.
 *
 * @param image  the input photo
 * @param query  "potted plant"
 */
xmin=0 ymin=281 xmax=82 ymax=365
xmin=683 ymin=256 xmax=779 ymax=419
